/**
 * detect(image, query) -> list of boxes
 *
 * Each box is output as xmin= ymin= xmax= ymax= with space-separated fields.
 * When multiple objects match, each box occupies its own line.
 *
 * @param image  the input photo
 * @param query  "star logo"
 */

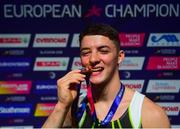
xmin=84 ymin=5 xmax=102 ymax=17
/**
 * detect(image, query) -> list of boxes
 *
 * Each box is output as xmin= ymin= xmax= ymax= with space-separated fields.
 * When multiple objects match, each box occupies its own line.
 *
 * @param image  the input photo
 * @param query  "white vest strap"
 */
xmin=129 ymin=91 xmax=145 ymax=128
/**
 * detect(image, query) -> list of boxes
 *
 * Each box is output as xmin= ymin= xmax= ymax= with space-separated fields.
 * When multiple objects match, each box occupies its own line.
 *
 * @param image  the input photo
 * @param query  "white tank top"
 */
xmin=128 ymin=91 xmax=145 ymax=128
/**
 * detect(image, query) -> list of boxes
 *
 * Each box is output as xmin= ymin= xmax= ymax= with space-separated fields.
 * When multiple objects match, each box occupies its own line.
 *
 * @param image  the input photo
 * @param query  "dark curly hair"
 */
xmin=79 ymin=23 xmax=120 ymax=53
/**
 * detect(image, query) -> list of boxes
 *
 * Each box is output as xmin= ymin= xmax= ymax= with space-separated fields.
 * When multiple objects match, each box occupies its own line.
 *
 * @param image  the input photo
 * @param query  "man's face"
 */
xmin=80 ymin=35 xmax=120 ymax=85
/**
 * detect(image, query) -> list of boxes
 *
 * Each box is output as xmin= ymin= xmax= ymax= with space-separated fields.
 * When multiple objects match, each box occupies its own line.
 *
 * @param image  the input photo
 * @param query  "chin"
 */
xmin=90 ymin=78 xmax=105 ymax=85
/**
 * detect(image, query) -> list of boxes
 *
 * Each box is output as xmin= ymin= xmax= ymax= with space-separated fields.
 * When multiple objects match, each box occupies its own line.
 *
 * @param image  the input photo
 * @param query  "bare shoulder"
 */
xmin=142 ymin=96 xmax=171 ymax=128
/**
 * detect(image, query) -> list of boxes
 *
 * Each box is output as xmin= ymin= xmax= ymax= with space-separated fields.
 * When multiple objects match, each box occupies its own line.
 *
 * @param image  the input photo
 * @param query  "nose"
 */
xmin=89 ymin=52 xmax=100 ymax=66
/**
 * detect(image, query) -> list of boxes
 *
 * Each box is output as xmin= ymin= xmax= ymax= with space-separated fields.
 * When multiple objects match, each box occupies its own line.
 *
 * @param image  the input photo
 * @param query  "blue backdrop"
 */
xmin=0 ymin=0 xmax=180 ymax=128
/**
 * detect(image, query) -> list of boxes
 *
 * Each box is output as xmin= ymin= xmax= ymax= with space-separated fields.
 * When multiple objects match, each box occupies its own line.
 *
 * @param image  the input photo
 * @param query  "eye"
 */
xmin=80 ymin=50 xmax=91 ymax=56
xmin=99 ymin=48 xmax=110 ymax=54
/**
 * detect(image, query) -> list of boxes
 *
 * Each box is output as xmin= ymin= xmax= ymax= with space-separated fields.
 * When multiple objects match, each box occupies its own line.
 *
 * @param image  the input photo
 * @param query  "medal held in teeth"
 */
xmin=80 ymin=64 xmax=104 ymax=75
xmin=80 ymin=64 xmax=91 ymax=75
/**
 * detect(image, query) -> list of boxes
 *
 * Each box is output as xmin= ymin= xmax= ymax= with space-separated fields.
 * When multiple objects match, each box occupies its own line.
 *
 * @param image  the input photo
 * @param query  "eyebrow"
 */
xmin=97 ymin=45 xmax=111 ymax=50
xmin=80 ymin=45 xmax=111 ymax=52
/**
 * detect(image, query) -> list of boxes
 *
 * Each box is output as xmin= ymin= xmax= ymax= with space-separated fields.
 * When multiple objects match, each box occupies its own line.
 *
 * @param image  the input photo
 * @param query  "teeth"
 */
xmin=91 ymin=67 xmax=103 ymax=72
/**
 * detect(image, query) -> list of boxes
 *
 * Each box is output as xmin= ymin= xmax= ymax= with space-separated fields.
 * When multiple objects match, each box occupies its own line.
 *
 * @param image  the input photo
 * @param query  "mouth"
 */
xmin=81 ymin=67 xmax=104 ymax=75
xmin=91 ymin=67 xmax=104 ymax=72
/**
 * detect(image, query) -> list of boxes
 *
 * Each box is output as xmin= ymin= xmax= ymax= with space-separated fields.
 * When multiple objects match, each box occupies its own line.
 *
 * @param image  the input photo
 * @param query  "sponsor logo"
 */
xmin=147 ymin=33 xmax=180 ymax=47
xmin=49 ymin=72 xmax=56 ymax=79
xmin=154 ymin=95 xmax=175 ymax=101
xmin=0 ymin=81 xmax=32 ymax=94
xmin=5 ymin=72 xmax=24 ymax=79
xmin=5 ymin=96 xmax=26 ymax=102
xmin=122 ymin=71 xmax=131 ymax=79
xmin=155 ymin=49 xmax=176 ymax=55
xmin=146 ymin=80 xmax=180 ymax=93
xmin=3 ymin=119 xmax=25 ymax=125
xmin=0 ymin=117 xmax=27 ymax=128
xmin=39 ymin=50 xmax=63 ymax=55
xmin=0 ymin=58 xmax=31 ymax=71
xmin=157 ymin=102 xmax=180 ymax=116
xmin=124 ymin=50 xmax=139 ymax=55
xmin=1 ymin=50 xmax=25 ymax=56
xmin=34 ymin=103 xmax=56 ymax=117
xmin=33 ymin=81 xmax=57 ymax=94
xmin=71 ymin=33 xmax=80 ymax=47
xmin=119 ymin=33 xmax=145 ymax=47
xmin=71 ymin=57 xmax=82 ymax=70
xmin=147 ymin=56 xmax=180 ymax=70
xmin=0 ymin=34 xmax=30 ymax=48
xmin=121 ymin=80 xmax=144 ymax=92
xmin=119 ymin=57 xmax=145 ymax=70
xmin=0 ymin=104 xmax=32 ymax=117
xmin=157 ymin=71 xmax=174 ymax=78
xmin=33 ymin=34 xmax=69 ymax=47
xmin=33 ymin=57 xmax=69 ymax=71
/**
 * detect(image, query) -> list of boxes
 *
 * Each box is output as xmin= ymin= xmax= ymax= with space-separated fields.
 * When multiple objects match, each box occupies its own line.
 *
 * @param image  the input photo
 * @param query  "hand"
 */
xmin=57 ymin=69 xmax=86 ymax=109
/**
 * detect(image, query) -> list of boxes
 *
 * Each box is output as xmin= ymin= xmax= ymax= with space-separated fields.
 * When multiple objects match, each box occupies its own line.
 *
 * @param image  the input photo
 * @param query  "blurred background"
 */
xmin=0 ymin=0 xmax=180 ymax=128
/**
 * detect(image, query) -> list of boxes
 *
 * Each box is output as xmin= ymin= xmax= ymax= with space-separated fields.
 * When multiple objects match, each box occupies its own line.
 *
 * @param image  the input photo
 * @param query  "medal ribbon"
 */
xmin=87 ymin=83 xmax=125 ymax=126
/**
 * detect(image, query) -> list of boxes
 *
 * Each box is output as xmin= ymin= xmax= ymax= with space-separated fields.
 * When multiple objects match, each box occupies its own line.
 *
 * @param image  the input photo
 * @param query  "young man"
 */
xmin=42 ymin=23 xmax=170 ymax=128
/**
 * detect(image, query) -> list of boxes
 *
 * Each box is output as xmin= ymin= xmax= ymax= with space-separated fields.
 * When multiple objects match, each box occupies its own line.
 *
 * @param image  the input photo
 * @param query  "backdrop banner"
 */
xmin=0 ymin=0 xmax=180 ymax=128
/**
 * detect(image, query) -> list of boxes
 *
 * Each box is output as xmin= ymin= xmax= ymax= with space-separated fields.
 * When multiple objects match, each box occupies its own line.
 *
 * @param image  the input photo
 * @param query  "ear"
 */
xmin=118 ymin=50 xmax=125 ymax=64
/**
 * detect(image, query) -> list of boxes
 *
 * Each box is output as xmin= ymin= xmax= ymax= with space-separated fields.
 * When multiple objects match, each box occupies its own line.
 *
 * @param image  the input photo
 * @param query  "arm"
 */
xmin=142 ymin=97 xmax=171 ymax=128
xmin=42 ymin=69 xmax=85 ymax=128
xmin=42 ymin=102 xmax=71 ymax=128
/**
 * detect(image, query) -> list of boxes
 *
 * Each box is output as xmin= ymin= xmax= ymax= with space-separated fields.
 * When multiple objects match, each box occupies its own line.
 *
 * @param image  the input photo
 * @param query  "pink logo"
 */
xmin=119 ymin=33 xmax=145 ymax=47
xmin=147 ymin=56 xmax=180 ymax=70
